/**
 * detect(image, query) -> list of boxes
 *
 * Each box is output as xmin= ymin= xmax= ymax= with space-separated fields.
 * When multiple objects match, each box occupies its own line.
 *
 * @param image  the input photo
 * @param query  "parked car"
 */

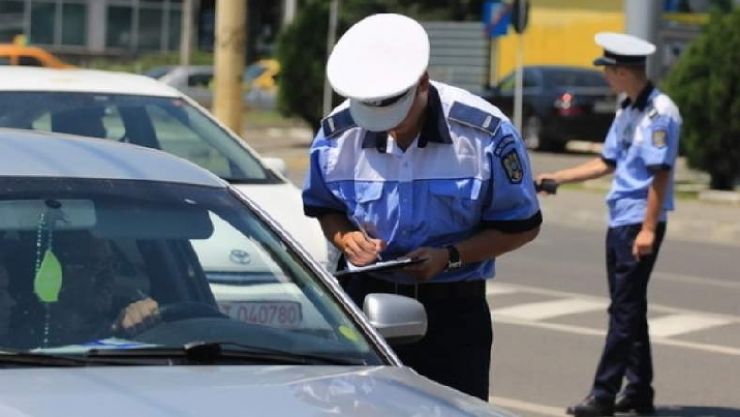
xmin=0 ymin=66 xmax=333 ymax=275
xmin=145 ymin=59 xmax=280 ymax=110
xmin=0 ymin=44 xmax=73 ymax=68
xmin=0 ymin=128 xmax=517 ymax=417
xmin=484 ymin=65 xmax=616 ymax=151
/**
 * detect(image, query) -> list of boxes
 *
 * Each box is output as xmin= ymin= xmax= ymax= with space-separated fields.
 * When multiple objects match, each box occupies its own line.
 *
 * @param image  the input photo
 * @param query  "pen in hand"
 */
xmin=356 ymin=222 xmax=382 ymax=261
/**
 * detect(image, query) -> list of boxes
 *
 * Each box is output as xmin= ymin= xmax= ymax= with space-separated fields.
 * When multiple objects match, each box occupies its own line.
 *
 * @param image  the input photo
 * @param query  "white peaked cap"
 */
xmin=327 ymin=13 xmax=430 ymax=132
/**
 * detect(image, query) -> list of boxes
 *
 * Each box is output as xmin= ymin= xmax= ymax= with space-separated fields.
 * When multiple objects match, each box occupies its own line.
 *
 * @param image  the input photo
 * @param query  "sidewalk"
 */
xmin=242 ymin=126 xmax=740 ymax=247
xmin=539 ymin=188 xmax=740 ymax=247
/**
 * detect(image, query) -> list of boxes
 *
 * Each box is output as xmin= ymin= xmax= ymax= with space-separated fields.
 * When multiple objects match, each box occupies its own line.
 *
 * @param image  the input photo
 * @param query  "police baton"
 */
xmin=534 ymin=178 xmax=559 ymax=195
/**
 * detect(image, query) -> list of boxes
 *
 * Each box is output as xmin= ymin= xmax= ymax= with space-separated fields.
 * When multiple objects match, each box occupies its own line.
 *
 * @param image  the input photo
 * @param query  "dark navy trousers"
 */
xmin=591 ymin=222 xmax=666 ymax=401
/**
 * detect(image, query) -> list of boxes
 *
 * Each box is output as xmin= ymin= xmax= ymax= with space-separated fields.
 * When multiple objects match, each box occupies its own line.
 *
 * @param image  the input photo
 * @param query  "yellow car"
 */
xmin=245 ymin=58 xmax=280 ymax=92
xmin=0 ymin=44 xmax=73 ymax=68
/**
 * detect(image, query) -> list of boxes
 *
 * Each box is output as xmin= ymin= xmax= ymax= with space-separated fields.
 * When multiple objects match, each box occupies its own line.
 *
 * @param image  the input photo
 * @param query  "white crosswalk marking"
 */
xmin=648 ymin=313 xmax=732 ymax=338
xmin=494 ymin=298 xmax=607 ymax=321
xmin=486 ymin=284 xmax=519 ymax=296
xmin=486 ymin=281 xmax=740 ymax=356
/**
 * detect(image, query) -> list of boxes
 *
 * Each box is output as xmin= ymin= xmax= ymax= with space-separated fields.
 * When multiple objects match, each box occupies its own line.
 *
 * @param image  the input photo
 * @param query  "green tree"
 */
xmin=275 ymin=0 xmax=484 ymax=132
xmin=663 ymin=9 xmax=740 ymax=190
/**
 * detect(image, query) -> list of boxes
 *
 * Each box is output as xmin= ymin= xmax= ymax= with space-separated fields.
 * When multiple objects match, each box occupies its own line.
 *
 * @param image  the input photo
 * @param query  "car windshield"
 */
xmin=543 ymin=69 xmax=607 ymax=88
xmin=0 ymin=177 xmax=381 ymax=364
xmin=0 ymin=92 xmax=276 ymax=184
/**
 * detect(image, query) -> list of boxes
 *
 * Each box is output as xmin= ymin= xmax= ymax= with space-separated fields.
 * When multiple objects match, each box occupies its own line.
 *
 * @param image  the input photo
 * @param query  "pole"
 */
xmin=283 ymin=0 xmax=297 ymax=26
xmin=179 ymin=0 xmax=194 ymax=67
xmin=513 ymin=32 xmax=524 ymax=132
xmin=322 ymin=0 xmax=339 ymax=116
xmin=213 ymin=0 xmax=247 ymax=134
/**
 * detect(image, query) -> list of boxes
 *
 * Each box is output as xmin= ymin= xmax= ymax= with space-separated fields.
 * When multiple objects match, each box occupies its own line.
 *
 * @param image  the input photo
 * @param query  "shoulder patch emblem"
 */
xmin=652 ymin=129 xmax=667 ymax=148
xmin=448 ymin=102 xmax=501 ymax=136
xmin=501 ymin=149 xmax=524 ymax=184
xmin=321 ymin=108 xmax=357 ymax=138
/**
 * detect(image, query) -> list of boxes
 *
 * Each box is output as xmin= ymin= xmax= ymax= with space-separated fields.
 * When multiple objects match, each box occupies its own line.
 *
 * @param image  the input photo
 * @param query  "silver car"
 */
xmin=0 ymin=129 xmax=517 ymax=417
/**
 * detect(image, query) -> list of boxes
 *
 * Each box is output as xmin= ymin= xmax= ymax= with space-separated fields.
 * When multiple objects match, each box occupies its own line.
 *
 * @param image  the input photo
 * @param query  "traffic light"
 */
xmin=511 ymin=0 xmax=529 ymax=34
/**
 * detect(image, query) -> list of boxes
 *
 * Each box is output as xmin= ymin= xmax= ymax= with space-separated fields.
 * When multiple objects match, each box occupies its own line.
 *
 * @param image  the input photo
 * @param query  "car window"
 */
xmin=523 ymin=71 xmax=540 ymax=88
xmin=18 ymin=55 xmax=43 ymax=67
xmin=145 ymin=104 xmax=232 ymax=175
xmin=0 ymin=92 xmax=276 ymax=183
xmin=543 ymin=69 xmax=608 ymax=88
xmin=0 ymin=178 xmax=381 ymax=364
xmin=187 ymin=73 xmax=213 ymax=88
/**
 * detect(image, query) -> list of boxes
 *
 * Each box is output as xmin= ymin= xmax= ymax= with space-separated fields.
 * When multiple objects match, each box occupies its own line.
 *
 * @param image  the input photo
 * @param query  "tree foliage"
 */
xmin=662 ymin=9 xmax=740 ymax=190
xmin=276 ymin=0 xmax=484 ymax=132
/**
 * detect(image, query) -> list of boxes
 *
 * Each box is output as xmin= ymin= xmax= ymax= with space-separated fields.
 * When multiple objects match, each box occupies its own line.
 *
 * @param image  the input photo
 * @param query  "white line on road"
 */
xmin=652 ymin=270 xmax=740 ymax=291
xmin=487 ymin=282 xmax=740 ymax=324
xmin=648 ymin=313 xmax=732 ymax=338
xmin=490 ymin=396 xmax=564 ymax=417
xmin=494 ymin=298 xmax=607 ymax=321
xmin=494 ymin=316 xmax=740 ymax=357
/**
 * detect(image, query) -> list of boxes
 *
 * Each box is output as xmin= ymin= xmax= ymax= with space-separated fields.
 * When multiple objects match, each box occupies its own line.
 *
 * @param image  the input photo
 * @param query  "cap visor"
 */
xmin=349 ymin=87 xmax=417 ymax=132
xmin=593 ymin=56 xmax=616 ymax=66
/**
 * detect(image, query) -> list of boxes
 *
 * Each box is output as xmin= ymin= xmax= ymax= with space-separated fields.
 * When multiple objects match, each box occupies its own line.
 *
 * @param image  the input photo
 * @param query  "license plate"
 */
xmin=219 ymin=301 xmax=303 ymax=328
xmin=593 ymin=100 xmax=615 ymax=114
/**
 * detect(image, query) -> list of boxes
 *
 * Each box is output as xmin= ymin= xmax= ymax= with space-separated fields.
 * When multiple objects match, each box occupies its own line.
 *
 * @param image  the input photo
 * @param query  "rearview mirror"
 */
xmin=363 ymin=293 xmax=427 ymax=345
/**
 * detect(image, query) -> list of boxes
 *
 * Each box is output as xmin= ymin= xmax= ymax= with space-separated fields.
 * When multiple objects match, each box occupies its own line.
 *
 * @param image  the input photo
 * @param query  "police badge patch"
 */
xmin=652 ymin=130 xmax=667 ymax=148
xmin=501 ymin=150 xmax=524 ymax=184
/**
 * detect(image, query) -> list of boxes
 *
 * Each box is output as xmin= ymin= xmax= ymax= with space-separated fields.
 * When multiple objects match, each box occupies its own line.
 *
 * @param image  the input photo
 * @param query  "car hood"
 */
xmin=234 ymin=183 xmax=335 ymax=270
xmin=0 ymin=366 xmax=515 ymax=417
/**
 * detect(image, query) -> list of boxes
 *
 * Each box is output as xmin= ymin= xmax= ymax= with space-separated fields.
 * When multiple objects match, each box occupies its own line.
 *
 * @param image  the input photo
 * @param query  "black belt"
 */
xmin=359 ymin=277 xmax=486 ymax=300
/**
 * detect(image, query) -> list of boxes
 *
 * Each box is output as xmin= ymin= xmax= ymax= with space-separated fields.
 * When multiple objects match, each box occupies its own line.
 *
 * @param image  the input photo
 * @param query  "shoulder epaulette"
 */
xmin=647 ymin=106 xmax=660 ymax=120
xmin=321 ymin=108 xmax=357 ymax=138
xmin=448 ymin=102 xmax=501 ymax=136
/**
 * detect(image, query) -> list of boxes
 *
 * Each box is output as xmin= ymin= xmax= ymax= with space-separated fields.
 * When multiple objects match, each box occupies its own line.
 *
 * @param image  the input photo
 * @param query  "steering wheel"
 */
xmin=111 ymin=301 xmax=226 ymax=339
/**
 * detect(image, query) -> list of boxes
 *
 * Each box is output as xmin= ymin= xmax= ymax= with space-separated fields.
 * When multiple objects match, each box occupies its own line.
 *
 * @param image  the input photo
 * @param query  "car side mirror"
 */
xmin=363 ymin=293 xmax=427 ymax=345
xmin=262 ymin=157 xmax=287 ymax=177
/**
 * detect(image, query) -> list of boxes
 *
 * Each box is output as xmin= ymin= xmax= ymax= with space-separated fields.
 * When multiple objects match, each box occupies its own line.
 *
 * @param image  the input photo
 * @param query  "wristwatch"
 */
xmin=445 ymin=245 xmax=462 ymax=270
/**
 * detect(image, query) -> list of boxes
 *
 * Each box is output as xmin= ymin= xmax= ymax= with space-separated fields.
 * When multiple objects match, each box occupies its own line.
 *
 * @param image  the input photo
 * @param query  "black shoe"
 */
xmin=614 ymin=394 xmax=655 ymax=415
xmin=566 ymin=395 xmax=615 ymax=417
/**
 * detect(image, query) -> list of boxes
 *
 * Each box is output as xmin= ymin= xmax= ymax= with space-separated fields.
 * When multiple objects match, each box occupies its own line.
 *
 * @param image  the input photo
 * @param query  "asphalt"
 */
xmin=242 ymin=126 xmax=740 ymax=248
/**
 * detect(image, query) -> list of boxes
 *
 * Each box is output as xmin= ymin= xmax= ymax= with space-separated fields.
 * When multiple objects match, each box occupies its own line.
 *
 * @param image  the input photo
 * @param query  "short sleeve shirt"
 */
xmin=601 ymin=84 xmax=681 ymax=227
xmin=302 ymin=81 xmax=542 ymax=283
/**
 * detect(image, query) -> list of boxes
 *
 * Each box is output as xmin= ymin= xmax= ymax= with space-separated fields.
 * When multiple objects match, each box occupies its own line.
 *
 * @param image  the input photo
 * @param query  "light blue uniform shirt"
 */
xmin=601 ymin=84 xmax=681 ymax=227
xmin=303 ymin=81 xmax=541 ymax=283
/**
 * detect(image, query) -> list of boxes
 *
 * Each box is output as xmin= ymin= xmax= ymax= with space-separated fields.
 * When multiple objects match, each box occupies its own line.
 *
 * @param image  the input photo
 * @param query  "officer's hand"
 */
xmin=632 ymin=228 xmax=655 ymax=261
xmin=112 ymin=297 xmax=160 ymax=336
xmin=341 ymin=231 xmax=385 ymax=267
xmin=403 ymin=247 xmax=447 ymax=281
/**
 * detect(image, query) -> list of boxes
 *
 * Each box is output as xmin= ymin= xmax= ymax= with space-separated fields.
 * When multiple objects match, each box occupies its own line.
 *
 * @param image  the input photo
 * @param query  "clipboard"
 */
xmin=334 ymin=256 xmax=426 ymax=277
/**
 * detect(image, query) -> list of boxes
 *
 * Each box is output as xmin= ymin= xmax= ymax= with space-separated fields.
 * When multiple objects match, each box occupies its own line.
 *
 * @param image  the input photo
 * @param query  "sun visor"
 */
xmin=92 ymin=202 xmax=214 ymax=240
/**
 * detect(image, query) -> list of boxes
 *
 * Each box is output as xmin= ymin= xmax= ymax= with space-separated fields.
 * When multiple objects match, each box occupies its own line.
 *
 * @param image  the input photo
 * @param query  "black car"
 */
xmin=484 ymin=66 xmax=616 ymax=152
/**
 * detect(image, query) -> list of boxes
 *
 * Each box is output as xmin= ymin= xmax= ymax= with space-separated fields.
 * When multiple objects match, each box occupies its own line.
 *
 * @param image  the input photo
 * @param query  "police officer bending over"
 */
xmin=302 ymin=13 xmax=541 ymax=401
xmin=537 ymin=33 xmax=681 ymax=417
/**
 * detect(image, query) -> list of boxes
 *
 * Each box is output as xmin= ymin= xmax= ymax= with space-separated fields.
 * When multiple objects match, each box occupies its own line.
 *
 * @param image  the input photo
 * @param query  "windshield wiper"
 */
xmin=0 ymin=350 xmax=145 ymax=367
xmin=86 ymin=341 xmax=366 ymax=366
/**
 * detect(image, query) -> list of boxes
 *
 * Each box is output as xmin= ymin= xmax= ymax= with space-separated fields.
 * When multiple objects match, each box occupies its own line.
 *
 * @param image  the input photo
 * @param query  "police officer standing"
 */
xmin=537 ymin=33 xmax=681 ymax=417
xmin=302 ymin=13 xmax=542 ymax=400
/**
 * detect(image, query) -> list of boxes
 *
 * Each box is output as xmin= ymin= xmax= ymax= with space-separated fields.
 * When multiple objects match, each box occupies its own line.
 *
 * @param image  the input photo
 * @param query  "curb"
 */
xmin=698 ymin=190 xmax=740 ymax=205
